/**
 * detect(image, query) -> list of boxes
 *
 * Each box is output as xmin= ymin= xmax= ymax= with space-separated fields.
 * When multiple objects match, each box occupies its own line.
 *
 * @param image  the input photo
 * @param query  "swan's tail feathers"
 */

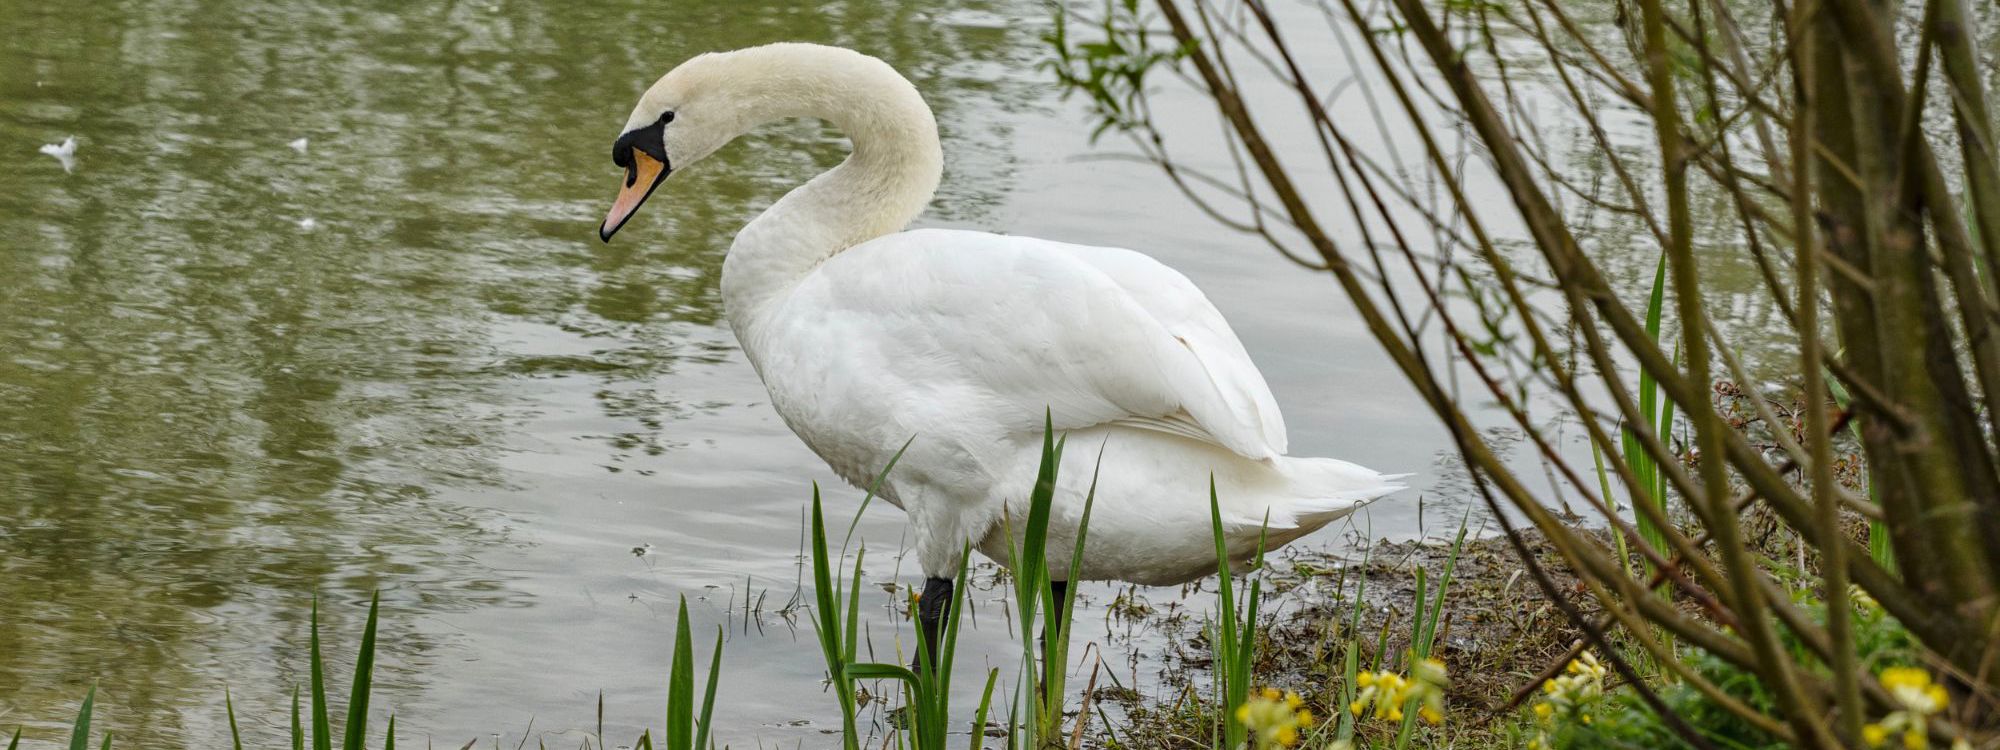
xmin=1257 ymin=456 xmax=1409 ymax=530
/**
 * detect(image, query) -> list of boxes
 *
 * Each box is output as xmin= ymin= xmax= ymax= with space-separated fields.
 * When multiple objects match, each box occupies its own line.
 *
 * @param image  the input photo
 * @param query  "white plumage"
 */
xmin=600 ymin=43 xmax=1405 ymax=587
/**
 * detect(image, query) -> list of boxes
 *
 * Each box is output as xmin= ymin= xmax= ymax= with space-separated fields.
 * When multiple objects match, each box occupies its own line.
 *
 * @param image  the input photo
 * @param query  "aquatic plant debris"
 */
xmin=39 ymin=136 xmax=75 ymax=173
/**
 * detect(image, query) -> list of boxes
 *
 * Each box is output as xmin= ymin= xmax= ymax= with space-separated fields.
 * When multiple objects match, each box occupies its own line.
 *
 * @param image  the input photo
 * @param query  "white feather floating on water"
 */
xmin=39 ymin=136 xmax=76 ymax=173
xmin=288 ymin=137 xmax=309 ymax=154
xmin=297 ymin=217 xmax=318 ymax=232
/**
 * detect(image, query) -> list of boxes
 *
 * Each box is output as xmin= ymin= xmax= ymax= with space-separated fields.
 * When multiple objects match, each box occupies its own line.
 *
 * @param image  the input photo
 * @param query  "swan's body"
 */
xmin=600 ymin=43 xmax=1404 ymax=588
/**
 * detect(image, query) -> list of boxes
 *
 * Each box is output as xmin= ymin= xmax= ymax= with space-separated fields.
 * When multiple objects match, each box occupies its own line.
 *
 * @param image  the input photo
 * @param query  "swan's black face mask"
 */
xmin=600 ymin=111 xmax=675 ymax=242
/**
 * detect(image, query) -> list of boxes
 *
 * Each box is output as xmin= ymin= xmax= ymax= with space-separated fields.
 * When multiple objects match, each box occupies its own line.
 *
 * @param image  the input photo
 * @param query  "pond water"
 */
xmin=0 ymin=0 xmax=1729 ymax=747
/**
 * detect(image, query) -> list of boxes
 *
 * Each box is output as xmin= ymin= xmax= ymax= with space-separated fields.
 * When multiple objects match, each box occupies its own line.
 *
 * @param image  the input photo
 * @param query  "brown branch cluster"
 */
xmin=1050 ymin=0 xmax=2000 ymax=744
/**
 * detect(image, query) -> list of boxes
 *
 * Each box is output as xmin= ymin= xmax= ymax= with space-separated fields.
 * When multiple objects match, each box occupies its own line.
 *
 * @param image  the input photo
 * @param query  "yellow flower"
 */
xmin=1881 ymin=667 xmax=1930 ymax=691
xmin=1864 ymin=666 xmax=1954 ymax=749
xmin=1346 ymin=662 xmax=1448 ymax=728
xmin=1863 ymin=724 xmax=1889 ymax=747
xmin=1882 ymin=667 xmax=1947 ymax=716
xmin=1238 ymin=686 xmax=1315 ymax=750
xmin=1529 ymin=651 xmax=1609 ymax=733
xmin=1415 ymin=658 xmax=1448 ymax=685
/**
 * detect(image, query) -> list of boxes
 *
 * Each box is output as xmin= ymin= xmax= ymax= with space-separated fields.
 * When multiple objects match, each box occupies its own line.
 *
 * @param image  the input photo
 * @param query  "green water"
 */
xmin=0 ymin=0 xmax=1785 ymax=746
xmin=0 ymin=1 xmax=1068 ymax=745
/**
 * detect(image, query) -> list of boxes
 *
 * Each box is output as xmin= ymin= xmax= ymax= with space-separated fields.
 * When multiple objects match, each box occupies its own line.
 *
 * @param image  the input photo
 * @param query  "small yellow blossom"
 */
xmin=1346 ymin=659 xmax=1449 ymax=728
xmin=1527 ymin=651 xmax=1611 ymax=749
xmin=1862 ymin=667 xmax=1956 ymax=750
xmin=1864 ymin=725 xmax=1890 ymax=747
xmin=1237 ymin=687 xmax=1313 ymax=749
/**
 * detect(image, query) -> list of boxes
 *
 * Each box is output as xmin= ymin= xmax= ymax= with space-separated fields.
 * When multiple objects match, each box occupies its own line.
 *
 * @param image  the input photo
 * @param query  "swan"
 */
xmin=597 ymin=42 xmax=1405 ymax=664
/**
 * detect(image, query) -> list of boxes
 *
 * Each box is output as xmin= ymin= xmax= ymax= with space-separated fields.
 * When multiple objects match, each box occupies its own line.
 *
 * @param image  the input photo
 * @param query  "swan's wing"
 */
xmin=1066 ymin=243 xmax=1288 ymax=455
xmin=819 ymin=230 xmax=1286 ymax=460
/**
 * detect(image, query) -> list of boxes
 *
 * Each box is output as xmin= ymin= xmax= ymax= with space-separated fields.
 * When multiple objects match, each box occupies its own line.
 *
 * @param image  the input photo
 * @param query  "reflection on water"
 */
xmin=0 ymin=0 xmax=1037 ymax=745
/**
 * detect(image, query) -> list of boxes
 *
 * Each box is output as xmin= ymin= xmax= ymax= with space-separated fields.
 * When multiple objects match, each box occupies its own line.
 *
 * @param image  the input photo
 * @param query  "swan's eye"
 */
xmin=660 ymin=111 xmax=675 ymax=124
xmin=610 ymin=115 xmax=674 ymax=179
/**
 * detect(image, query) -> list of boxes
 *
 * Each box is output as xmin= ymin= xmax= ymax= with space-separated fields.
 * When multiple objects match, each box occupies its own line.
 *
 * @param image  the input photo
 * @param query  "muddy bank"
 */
xmin=1097 ymin=530 xmax=1591 ymax=747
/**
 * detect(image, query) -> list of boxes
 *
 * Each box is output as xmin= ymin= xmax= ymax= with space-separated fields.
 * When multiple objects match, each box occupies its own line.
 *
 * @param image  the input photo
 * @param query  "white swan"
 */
xmin=598 ymin=42 xmax=1404 ymax=655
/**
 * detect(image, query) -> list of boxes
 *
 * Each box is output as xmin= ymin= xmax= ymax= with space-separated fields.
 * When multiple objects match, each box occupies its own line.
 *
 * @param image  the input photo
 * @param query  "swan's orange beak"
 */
xmin=600 ymin=149 xmax=669 ymax=242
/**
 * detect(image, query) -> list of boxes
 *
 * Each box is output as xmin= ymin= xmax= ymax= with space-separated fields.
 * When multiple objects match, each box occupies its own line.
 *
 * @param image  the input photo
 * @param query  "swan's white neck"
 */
xmin=710 ymin=46 xmax=943 ymax=325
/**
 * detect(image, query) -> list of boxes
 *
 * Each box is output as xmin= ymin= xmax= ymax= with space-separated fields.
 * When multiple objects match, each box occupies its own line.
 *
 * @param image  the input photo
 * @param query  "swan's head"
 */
xmin=598 ymin=50 xmax=764 ymax=242
xmin=598 ymin=43 xmax=939 ymax=242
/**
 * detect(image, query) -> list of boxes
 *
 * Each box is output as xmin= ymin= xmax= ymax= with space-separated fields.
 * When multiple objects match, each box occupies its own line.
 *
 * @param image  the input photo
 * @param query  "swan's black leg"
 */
xmin=1044 ymin=580 xmax=1069 ymax=648
xmin=1034 ymin=580 xmax=1072 ymax=697
xmin=913 ymin=576 xmax=953 ymax=673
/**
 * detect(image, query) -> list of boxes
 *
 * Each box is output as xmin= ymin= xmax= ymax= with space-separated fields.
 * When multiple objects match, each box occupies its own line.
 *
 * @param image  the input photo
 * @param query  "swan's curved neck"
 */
xmin=717 ymin=48 xmax=943 ymax=322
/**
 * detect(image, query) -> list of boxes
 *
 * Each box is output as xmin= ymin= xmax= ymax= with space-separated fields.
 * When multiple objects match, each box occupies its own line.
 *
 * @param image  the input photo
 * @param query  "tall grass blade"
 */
xmin=67 ymin=684 xmax=95 ymax=750
xmin=969 ymin=669 xmax=999 ymax=750
xmin=310 ymin=599 xmax=331 ymax=750
xmin=1625 ymin=251 xmax=1672 ymax=573
xmin=806 ymin=485 xmax=861 ymax=750
xmin=924 ymin=545 xmax=977 ymax=747
xmin=668 ymin=596 xmax=695 ymax=750
xmin=1417 ymin=521 xmax=1468 ymax=657
xmin=846 ymin=548 xmax=866 ymax=660
xmin=1824 ymin=369 xmax=1893 ymax=571
xmin=1206 ymin=480 xmax=1250 ymax=750
xmin=227 ymin=689 xmax=245 ymax=750
xmin=841 ymin=436 xmax=913 ymax=555
xmin=8 ymin=727 xmax=20 ymax=750
xmin=693 ymin=625 xmax=723 ymax=750
xmin=291 ymin=685 xmax=303 ymax=750
xmin=384 ymin=715 xmax=395 ymax=750
xmin=1034 ymin=441 xmax=1102 ymax=743
xmin=342 ymin=592 xmax=381 ymax=750
xmin=1026 ymin=415 xmax=1067 ymax=742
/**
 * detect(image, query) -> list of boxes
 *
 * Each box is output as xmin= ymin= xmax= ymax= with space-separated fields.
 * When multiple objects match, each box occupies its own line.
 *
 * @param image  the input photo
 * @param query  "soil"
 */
xmin=1094 ymin=529 xmax=1593 ymax=748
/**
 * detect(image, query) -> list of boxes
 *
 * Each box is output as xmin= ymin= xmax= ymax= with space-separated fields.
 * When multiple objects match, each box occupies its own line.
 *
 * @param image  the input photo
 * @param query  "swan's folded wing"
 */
xmin=1066 ymin=243 xmax=1289 ymax=456
xmin=825 ymin=230 xmax=1286 ymax=460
